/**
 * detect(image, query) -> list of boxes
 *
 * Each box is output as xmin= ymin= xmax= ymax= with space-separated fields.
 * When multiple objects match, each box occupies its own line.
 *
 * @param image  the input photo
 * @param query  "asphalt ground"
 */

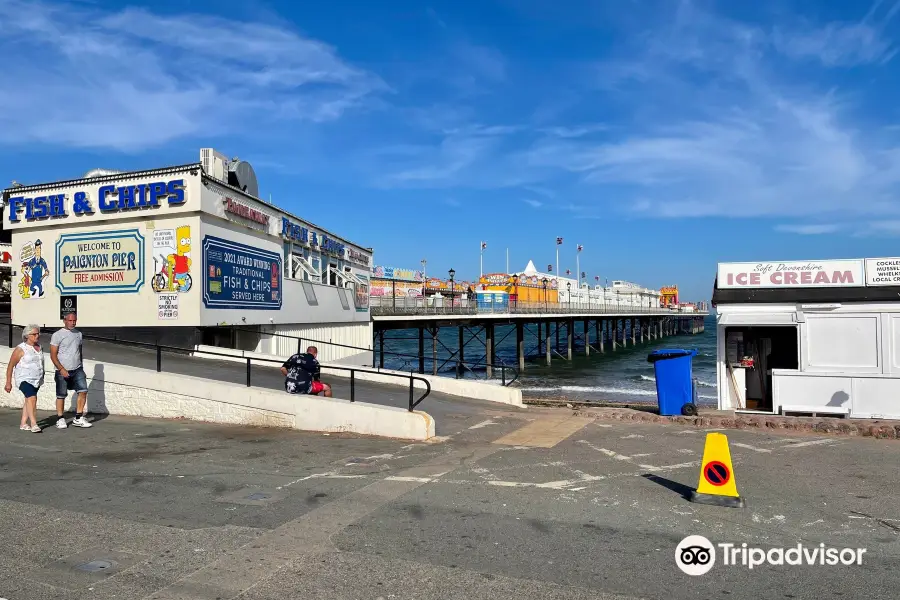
xmin=0 ymin=406 xmax=898 ymax=600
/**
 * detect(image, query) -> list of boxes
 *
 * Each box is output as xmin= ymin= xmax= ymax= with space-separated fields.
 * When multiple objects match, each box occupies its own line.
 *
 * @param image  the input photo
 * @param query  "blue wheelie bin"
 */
xmin=647 ymin=349 xmax=699 ymax=416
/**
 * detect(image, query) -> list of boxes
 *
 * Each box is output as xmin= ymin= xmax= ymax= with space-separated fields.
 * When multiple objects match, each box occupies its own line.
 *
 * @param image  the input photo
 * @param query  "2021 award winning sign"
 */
xmin=55 ymin=229 xmax=145 ymax=294
xmin=202 ymin=235 xmax=282 ymax=310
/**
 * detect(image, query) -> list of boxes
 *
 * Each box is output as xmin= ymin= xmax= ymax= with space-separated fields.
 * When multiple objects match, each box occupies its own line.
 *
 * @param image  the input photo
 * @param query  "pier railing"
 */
xmin=371 ymin=296 xmax=703 ymax=317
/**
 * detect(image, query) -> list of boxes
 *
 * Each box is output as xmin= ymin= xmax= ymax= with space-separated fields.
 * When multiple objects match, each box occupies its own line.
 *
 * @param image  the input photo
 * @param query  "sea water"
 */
xmin=377 ymin=314 xmax=718 ymax=406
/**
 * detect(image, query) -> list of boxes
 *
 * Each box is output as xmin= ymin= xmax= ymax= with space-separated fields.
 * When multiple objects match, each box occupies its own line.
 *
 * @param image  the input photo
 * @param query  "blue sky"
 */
xmin=3 ymin=0 xmax=900 ymax=302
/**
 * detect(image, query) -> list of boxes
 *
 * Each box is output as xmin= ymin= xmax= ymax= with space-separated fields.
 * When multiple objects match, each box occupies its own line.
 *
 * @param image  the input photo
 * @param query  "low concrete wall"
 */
xmin=0 ymin=348 xmax=434 ymax=440
xmin=192 ymin=345 xmax=525 ymax=408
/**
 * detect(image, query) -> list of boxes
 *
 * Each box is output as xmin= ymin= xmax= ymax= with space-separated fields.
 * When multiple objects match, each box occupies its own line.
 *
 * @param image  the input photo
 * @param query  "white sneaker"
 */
xmin=56 ymin=417 xmax=67 ymax=429
xmin=72 ymin=417 xmax=92 ymax=428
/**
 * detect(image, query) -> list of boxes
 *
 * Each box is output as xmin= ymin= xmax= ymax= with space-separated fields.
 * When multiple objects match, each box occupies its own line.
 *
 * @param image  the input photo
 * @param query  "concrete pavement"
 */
xmin=0 ymin=405 xmax=898 ymax=599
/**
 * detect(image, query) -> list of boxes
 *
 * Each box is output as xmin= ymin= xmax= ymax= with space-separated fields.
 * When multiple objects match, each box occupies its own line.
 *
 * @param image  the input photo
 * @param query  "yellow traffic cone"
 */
xmin=690 ymin=432 xmax=746 ymax=508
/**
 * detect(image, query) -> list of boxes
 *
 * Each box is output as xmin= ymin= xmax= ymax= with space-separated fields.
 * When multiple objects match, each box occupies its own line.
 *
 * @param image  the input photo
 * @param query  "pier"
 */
xmin=371 ymin=300 xmax=707 ymax=381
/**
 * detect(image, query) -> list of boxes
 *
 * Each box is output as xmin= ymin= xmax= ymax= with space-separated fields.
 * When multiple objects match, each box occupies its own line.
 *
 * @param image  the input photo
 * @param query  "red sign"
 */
xmin=224 ymin=197 xmax=270 ymax=226
xmin=0 ymin=251 xmax=10 ymax=264
xmin=703 ymin=461 xmax=730 ymax=487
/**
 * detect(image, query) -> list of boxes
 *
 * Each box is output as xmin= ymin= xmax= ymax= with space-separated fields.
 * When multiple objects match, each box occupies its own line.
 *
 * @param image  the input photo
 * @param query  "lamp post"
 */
xmin=542 ymin=277 xmax=548 ymax=312
xmin=567 ymin=281 xmax=571 ymax=311
xmin=421 ymin=259 xmax=427 ymax=297
xmin=448 ymin=268 xmax=455 ymax=311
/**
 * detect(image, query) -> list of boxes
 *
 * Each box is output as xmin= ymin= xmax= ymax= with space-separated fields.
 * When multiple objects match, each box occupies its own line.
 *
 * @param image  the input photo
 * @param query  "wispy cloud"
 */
xmin=0 ymin=0 xmax=385 ymax=151
xmin=771 ymin=22 xmax=897 ymax=66
xmin=775 ymin=224 xmax=841 ymax=235
xmin=522 ymin=198 xmax=543 ymax=208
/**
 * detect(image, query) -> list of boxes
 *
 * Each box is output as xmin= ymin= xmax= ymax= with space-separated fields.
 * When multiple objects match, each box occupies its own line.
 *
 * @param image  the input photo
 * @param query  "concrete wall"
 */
xmin=191 ymin=345 xmax=525 ymax=408
xmin=0 ymin=347 xmax=434 ymax=440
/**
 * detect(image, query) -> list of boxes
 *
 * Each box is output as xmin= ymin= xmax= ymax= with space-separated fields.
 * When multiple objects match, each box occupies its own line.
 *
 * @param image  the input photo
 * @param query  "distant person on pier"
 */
xmin=281 ymin=346 xmax=333 ymax=397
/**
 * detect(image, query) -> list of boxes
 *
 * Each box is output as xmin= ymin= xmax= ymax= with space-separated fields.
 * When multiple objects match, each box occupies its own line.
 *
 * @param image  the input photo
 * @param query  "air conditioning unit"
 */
xmin=200 ymin=148 xmax=230 ymax=183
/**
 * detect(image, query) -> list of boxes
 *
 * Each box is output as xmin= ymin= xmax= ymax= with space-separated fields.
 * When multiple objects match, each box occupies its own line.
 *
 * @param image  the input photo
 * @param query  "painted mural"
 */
xmin=151 ymin=225 xmax=192 ymax=293
xmin=18 ymin=239 xmax=49 ymax=299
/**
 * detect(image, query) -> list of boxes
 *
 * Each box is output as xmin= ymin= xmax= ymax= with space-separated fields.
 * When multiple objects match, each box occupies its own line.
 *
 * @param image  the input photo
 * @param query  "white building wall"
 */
xmin=716 ymin=302 xmax=900 ymax=419
xmin=11 ymin=214 xmax=203 ymax=327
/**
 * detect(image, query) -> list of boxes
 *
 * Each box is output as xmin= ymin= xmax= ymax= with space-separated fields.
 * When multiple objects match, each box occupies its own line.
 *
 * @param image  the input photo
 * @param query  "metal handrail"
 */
xmin=4 ymin=322 xmax=432 ymax=412
xmin=225 ymin=325 xmax=520 ymax=387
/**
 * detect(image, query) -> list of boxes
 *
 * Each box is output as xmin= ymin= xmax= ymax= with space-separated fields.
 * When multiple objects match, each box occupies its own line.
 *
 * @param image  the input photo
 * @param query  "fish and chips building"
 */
xmin=713 ymin=258 xmax=900 ymax=420
xmin=1 ymin=149 xmax=374 ymax=361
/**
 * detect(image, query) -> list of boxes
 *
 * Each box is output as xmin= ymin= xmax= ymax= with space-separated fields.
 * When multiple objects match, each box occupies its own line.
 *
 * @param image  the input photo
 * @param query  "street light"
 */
xmin=567 ymin=281 xmax=571 ymax=310
xmin=542 ymin=277 xmax=548 ymax=311
xmin=448 ymin=268 xmax=455 ymax=310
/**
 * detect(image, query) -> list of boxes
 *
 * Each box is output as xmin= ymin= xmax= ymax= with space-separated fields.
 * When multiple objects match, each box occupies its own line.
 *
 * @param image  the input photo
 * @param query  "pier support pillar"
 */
xmin=641 ymin=319 xmax=647 ymax=343
xmin=486 ymin=323 xmax=495 ymax=379
xmin=516 ymin=322 xmax=524 ymax=371
xmin=418 ymin=327 xmax=425 ymax=374
xmin=658 ymin=320 xmax=663 ymax=339
xmin=596 ymin=320 xmax=603 ymax=353
xmin=545 ymin=322 xmax=552 ymax=366
xmin=631 ymin=318 xmax=636 ymax=346
xmin=567 ymin=319 xmax=574 ymax=360
xmin=555 ymin=321 xmax=561 ymax=352
xmin=537 ymin=321 xmax=544 ymax=356
xmin=458 ymin=327 xmax=465 ymax=374
xmin=611 ymin=320 xmax=617 ymax=351
xmin=584 ymin=320 xmax=590 ymax=356
xmin=432 ymin=326 xmax=439 ymax=375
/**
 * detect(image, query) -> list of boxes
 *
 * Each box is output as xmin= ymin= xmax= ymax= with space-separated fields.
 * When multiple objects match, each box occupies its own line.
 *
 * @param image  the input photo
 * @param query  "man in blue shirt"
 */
xmin=281 ymin=346 xmax=332 ymax=397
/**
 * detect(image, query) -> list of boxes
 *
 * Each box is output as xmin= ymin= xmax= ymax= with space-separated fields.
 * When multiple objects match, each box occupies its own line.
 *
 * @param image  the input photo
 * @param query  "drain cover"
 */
xmin=245 ymin=492 xmax=270 ymax=501
xmin=74 ymin=560 xmax=115 ymax=572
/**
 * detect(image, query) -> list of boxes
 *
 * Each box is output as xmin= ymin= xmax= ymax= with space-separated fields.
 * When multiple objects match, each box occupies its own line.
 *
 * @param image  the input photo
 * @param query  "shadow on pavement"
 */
xmin=641 ymin=473 xmax=694 ymax=500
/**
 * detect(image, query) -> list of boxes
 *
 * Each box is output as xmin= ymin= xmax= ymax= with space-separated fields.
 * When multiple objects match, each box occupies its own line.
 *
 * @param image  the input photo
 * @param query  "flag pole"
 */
xmin=506 ymin=248 xmax=509 ymax=274
xmin=555 ymin=245 xmax=559 ymax=279
xmin=480 ymin=241 xmax=484 ymax=278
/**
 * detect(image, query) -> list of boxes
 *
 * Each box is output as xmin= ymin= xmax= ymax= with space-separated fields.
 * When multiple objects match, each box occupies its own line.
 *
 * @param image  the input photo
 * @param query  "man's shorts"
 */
xmin=309 ymin=381 xmax=325 ymax=395
xmin=55 ymin=367 xmax=88 ymax=399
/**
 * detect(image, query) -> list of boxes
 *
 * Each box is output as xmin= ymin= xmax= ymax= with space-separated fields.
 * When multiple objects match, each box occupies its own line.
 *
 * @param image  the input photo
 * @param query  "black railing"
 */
xmin=226 ymin=325 xmax=520 ymax=387
xmin=4 ymin=322 xmax=432 ymax=412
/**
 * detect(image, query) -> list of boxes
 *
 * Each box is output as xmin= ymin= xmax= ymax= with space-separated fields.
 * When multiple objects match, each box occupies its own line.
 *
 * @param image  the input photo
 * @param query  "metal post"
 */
xmin=432 ymin=326 xmax=438 ymax=376
xmin=597 ymin=320 xmax=604 ymax=353
xmin=486 ymin=323 xmax=494 ymax=378
xmin=378 ymin=331 xmax=385 ymax=369
xmin=584 ymin=319 xmax=590 ymax=356
xmin=458 ymin=326 xmax=465 ymax=378
xmin=537 ymin=321 xmax=544 ymax=356
xmin=555 ymin=321 xmax=560 ymax=352
xmin=246 ymin=357 xmax=251 ymax=387
xmin=418 ymin=327 xmax=425 ymax=374
xmin=350 ymin=370 xmax=355 ymax=402
xmin=545 ymin=321 xmax=552 ymax=366
xmin=516 ymin=322 xmax=525 ymax=371
xmin=392 ymin=280 xmax=397 ymax=310
xmin=567 ymin=319 xmax=573 ymax=360
xmin=156 ymin=345 xmax=162 ymax=372
xmin=409 ymin=372 xmax=414 ymax=411
xmin=7 ymin=323 xmax=12 ymax=348
xmin=611 ymin=320 xmax=617 ymax=351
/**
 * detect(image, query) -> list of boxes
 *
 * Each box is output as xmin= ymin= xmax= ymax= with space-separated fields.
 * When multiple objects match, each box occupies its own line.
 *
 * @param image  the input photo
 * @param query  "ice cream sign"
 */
xmin=55 ymin=229 xmax=145 ymax=294
xmin=717 ymin=260 xmax=865 ymax=288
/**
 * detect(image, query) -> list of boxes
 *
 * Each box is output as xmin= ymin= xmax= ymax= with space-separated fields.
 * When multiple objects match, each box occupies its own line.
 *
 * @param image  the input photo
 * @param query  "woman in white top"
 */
xmin=5 ymin=325 xmax=45 ymax=432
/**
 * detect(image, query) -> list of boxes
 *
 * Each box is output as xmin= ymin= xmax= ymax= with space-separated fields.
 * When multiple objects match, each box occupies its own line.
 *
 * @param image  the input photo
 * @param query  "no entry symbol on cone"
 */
xmin=703 ymin=461 xmax=730 ymax=487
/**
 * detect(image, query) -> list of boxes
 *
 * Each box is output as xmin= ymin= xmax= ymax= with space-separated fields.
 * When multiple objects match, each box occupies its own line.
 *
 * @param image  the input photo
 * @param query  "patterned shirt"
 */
xmin=282 ymin=353 xmax=320 ymax=394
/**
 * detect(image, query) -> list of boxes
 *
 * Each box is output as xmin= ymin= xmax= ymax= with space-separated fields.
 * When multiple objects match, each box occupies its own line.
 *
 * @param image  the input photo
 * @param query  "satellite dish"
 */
xmin=227 ymin=160 xmax=259 ymax=199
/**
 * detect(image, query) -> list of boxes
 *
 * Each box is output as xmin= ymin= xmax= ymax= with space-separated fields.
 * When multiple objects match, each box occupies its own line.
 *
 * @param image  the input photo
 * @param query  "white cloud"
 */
xmin=522 ymin=198 xmax=543 ymax=208
xmin=774 ymin=224 xmax=841 ymax=235
xmin=0 ymin=0 xmax=385 ymax=151
xmin=771 ymin=22 xmax=896 ymax=66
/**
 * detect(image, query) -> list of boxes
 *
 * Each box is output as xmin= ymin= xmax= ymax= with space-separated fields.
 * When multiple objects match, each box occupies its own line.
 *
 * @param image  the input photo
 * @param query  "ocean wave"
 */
xmin=696 ymin=380 xmax=716 ymax=388
xmin=638 ymin=374 xmax=655 ymax=382
xmin=698 ymin=394 xmax=717 ymax=400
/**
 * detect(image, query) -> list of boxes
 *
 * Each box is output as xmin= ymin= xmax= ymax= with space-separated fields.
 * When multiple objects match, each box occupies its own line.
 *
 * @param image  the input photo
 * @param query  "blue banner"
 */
xmin=202 ymin=235 xmax=282 ymax=310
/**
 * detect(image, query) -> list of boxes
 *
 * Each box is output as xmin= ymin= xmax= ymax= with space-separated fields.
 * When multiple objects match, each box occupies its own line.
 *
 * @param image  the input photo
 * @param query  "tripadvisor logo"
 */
xmin=675 ymin=536 xmax=866 ymax=575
